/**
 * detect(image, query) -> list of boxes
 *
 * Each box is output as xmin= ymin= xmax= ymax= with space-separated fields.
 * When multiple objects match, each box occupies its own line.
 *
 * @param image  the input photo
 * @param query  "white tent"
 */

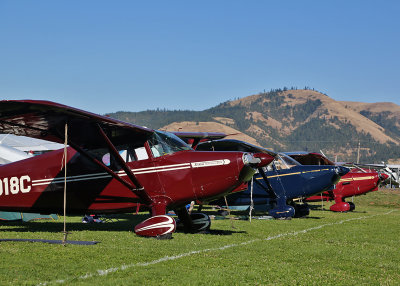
xmin=0 ymin=134 xmax=64 ymax=152
xmin=0 ymin=143 xmax=33 ymax=164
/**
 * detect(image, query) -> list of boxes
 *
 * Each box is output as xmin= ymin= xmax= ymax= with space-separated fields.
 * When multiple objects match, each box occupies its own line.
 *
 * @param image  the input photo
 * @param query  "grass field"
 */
xmin=1 ymin=189 xmax=399 ymax=285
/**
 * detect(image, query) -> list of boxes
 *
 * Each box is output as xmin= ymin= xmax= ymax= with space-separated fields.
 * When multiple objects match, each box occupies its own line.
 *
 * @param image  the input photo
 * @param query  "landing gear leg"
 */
xmin=268 ymin=197 xmax=295 ymax=219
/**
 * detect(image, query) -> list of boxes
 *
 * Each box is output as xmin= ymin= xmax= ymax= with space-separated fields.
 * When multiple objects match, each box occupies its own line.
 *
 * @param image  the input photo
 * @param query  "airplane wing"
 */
xmin=354 ymin=163 xmax=385 ymax=169
xmin=173 ymin=131 xmax=227 ymax=148
xmin=173 ymin=131 xmax=227 ymax=140
xmin=284 ymin=151 xmax=336 ymax=166
xmin=0 ymin=100 xmax=155 ymax=203
xmin=0 ymin=100 xmax=154 ymax=149
xmin=196 ymin=139 xmax=278 ymax=157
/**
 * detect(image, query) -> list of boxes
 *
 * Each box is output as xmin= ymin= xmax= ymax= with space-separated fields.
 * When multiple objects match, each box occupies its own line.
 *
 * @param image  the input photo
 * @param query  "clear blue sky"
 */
xmin=1 ymin=1 xmax=399 ymax=114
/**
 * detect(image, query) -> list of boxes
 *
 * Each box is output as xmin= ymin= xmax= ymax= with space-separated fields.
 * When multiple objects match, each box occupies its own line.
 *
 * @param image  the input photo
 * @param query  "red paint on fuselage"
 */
xmin=0 ymin=146 xmax=251 ymax=215
xmin=307 ymin=168 xmax=382 ymax=202
xmin=288 ymin=152 xmax=386 ymax=212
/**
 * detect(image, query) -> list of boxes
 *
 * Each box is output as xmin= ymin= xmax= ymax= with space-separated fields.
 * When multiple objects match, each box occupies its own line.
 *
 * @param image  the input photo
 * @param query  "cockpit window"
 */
xmin=148 ymin=130 xmax=192 ymax=158
xmin=273 ymin=153 xmax=301 ymax=170
xmin=101 ymin=144 xmax=148 ymax=167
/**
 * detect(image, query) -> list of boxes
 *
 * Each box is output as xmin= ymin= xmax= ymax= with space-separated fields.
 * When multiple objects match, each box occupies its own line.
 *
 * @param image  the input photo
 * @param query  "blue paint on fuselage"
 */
xmin=194 ymin=139 xmax=350 ymax=218
xmin=214 ymin=165 xmax=347 ymax=209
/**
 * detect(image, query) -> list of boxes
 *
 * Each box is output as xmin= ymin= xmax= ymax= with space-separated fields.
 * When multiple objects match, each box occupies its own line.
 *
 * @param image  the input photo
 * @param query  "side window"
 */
xmin=150 ymin=144 xmax=164 ymax=158
xmin=102 ymin=153 xmax=111 ymax=166
xmin=135 ymin=147 xmax=149 ymax=160
xmin=100 ymin=145 xmax=150 ymax=166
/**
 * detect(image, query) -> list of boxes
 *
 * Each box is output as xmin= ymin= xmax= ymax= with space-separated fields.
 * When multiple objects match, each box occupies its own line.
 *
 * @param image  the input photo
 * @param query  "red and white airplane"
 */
xmin=0 ymin=100 xmax=274 ymax=238
xmin=286 ymin=152 xmax=388 ymax=212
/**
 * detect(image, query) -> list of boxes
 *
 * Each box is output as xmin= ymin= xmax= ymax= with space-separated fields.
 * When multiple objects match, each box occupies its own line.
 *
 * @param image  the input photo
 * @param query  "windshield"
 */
xmin=273 ymin=153 xmax=301 ymax=170
xmin=148 ymin=130 xmax=192 ymax=157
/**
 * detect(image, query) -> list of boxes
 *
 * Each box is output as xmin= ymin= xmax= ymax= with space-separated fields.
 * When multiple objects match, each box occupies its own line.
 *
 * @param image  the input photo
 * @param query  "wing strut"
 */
xmin=96 ymin=124 xmax=153 ymax=204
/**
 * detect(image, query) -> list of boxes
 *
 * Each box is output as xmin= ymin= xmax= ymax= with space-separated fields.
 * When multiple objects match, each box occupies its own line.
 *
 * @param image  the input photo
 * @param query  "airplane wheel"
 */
xmin=175 ymin=210 xmax=211 ymax=233
xmin=294 ymin=204 xmax=310 ymax=218
xmin=190 ymin=213 xmax=211 ymax=233
xmin=348 ymin=202 xmax=355 ymax=211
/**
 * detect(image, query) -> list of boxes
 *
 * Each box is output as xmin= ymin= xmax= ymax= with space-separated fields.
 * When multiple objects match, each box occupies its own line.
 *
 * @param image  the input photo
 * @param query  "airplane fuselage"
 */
xmin=213 ymin=165 xmax=344 ymax=208
xmin=307 ymin=168 xmax=382 ymax=202
xmin=0 ymin=146 xmax=254 ymax=215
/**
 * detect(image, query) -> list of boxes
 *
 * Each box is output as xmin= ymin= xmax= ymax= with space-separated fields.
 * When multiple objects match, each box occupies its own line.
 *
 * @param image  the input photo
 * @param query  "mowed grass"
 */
xmin=1 ymin=189 xmax=399 ymax=286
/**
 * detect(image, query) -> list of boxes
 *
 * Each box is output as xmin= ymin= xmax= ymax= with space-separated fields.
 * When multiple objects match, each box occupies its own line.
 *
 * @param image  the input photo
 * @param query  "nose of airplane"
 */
xmin=379 ymin=172 xmax=389 ymax=181
xmin=252 ymin=153 xmax=275 ymax=168
xmin=335 ymin=166 xmax=350 ymax=176
xmin=239 ymin=153 xmax=273 ymax=182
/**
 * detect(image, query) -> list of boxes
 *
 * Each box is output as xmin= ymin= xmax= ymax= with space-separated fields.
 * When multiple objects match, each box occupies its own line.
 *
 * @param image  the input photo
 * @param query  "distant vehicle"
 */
xmin=286 ymin=152 xmax=389 ymax=212
xmin=195 ymin=140 xmax=349 ymax=219
xmin=0 ymin=100 xmax=273 ymax=239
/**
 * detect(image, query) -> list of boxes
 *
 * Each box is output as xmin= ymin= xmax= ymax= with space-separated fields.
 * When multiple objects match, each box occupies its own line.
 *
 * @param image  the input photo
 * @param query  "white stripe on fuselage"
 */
xmin=31 ymin=160 xmax=229 ymax=187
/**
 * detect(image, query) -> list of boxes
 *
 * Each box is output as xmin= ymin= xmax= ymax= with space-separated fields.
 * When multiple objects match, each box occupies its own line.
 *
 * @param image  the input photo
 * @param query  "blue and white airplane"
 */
xmin=196 ymin=139 xmax=350 ymax=219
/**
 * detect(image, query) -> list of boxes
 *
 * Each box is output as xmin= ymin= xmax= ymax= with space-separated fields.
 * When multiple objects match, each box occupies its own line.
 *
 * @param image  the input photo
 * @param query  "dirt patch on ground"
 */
xmin=213 ymin=117 xmax=235 ymax=125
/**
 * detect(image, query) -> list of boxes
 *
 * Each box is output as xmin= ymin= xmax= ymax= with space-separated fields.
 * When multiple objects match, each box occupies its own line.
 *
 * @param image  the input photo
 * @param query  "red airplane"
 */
xmin=0 ymin=100 xmax=274 ymax=239
xmin=286 ymin=152 xmax=388 ymax=212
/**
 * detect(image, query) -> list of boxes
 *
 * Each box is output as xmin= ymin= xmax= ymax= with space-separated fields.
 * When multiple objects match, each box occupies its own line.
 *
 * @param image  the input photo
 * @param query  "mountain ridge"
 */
xmin=107 ymin=89 xmax=400 ymax=163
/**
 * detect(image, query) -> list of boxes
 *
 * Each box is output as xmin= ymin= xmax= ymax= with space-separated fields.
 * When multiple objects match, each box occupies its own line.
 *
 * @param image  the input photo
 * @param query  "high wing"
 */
xmin=0 ymin=100 xmax=154 ymax=149
xmin=196 ymin=139 xmax=277 ymax=157
xmin=354 ymin=162 xmax=400 ymax=169
xmin=284 ymin=151 xmax=336 ymax=166
xmin=173 ymin=131 xmax=227 ymax=140
xmin=173 ymin=131 xmax=227 ymax=148
xmin=0 ymin=100 xmax=155 ymax=202
xmin=354 ymin=163 xmax=400 ymax=185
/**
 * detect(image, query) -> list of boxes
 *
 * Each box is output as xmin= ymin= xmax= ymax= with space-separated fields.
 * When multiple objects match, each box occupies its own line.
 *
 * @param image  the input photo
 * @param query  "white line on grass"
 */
xmin=38 ymin=210 xmax=396 ymax=285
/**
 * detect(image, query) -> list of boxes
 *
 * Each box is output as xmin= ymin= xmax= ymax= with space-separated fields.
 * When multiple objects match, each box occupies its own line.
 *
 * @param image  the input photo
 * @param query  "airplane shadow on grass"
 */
xmin=0 ymin=213 xmax=247 ymax=236
xmin=0 ymin=214 xmax=149 ymax=233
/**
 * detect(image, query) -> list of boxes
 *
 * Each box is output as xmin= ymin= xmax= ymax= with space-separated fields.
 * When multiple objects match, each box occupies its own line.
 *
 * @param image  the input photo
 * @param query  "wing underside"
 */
xmin=0 ymin=100 xmax=153 ymax=148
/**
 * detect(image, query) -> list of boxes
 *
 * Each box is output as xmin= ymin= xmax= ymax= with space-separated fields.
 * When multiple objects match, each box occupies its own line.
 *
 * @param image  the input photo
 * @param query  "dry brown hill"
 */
xmin=228 ymin=90 xmax=398 ymax=145
xmin=341 ymin=101 xmax=400 ymax=113
xmin=107 ymin=88 xmax=400 ymax=162
xmin=341 ymin=101 xmax=400 ymax=120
